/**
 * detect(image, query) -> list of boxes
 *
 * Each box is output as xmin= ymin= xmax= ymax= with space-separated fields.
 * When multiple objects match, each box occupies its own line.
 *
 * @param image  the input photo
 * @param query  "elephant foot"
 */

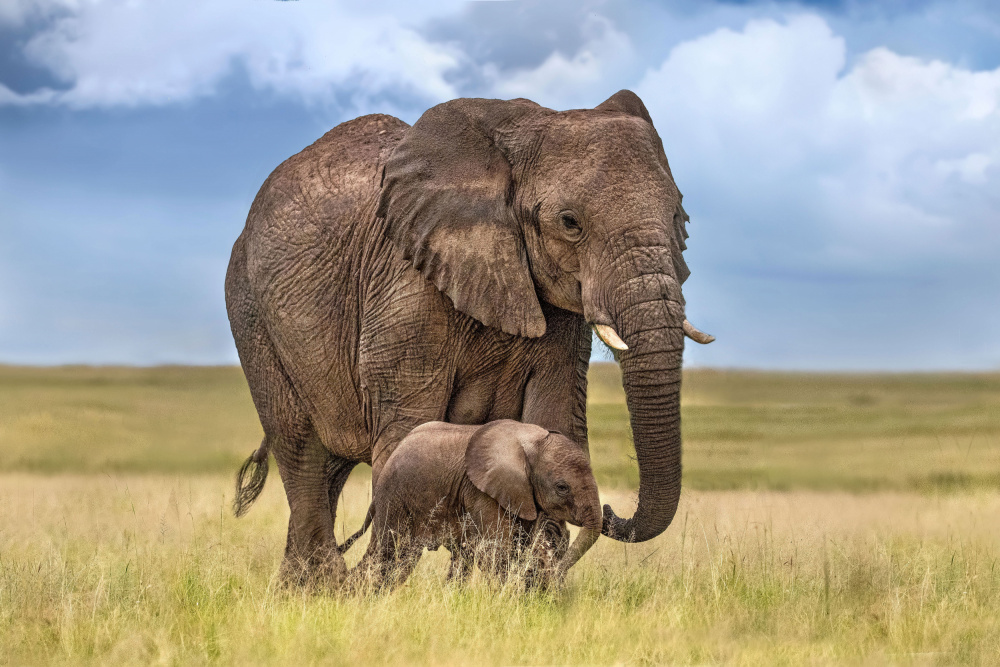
xmin=523 ymin=517 xmax=570 ymax=591
xmin=342 ymin=555 xmax=420 ymax=595
xmin=278 ymin=548 xmax=348 ymax=592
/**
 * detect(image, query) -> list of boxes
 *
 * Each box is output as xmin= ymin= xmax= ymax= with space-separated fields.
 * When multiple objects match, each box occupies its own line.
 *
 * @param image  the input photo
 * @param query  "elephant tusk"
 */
xmin=683 ymin=319 xmax=715 ymax=344
xmin=592 ymin=324 xmax=628 ymax=351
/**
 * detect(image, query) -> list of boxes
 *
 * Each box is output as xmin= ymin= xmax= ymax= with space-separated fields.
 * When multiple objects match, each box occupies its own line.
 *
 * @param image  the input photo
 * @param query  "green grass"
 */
xmin=0 ymin=365 xmax=261 ymax=474
xmin=4 ymin=363 xmax=999 ymax=493
xmin=587 ymin=364 xmax=1000 ymax=493
xmin=2 ymin=363 xmax=999 ymax=664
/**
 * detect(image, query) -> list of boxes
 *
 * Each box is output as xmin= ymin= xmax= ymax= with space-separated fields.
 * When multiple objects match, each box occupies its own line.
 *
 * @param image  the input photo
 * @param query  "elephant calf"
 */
xmin=350 ymin=420 xmax=602 ymax=590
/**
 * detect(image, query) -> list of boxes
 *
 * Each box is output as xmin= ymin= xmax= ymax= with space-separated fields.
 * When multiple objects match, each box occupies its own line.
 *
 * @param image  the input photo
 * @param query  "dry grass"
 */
xmin=2 ymin=364 xmax=999 ymax=663
xmin=588 ymin=364 xmax=1000 ymax=493
xmin=3 ymin=473 xmax=999 ymax=664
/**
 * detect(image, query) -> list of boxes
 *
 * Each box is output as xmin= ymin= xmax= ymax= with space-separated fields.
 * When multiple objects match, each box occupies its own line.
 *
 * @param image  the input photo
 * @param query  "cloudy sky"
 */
xmin=1 ymin=0 xmax=997 ymax=369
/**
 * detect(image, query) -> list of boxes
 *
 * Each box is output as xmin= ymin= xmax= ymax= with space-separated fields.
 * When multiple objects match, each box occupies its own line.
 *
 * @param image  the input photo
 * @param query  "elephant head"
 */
xmin=378 ymin=90 xmax=713 ymax=543
xmin=465 ymin=420 xmax=601 ymax=573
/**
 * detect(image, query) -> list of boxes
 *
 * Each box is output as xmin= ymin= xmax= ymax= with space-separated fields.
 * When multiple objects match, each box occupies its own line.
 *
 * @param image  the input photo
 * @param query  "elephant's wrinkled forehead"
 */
xmin=545 ymin=114 xmax=659 ymax=165
xmin=537 ymin=113 xmax=677 ymax=196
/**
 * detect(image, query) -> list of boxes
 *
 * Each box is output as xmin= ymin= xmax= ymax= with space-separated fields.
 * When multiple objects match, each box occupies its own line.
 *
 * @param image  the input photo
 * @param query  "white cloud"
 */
xmin=486 ymin=14 xmax=639 ymax=110
xmin=1 ymin=0 xmax=465 ymax=109
xmin=4 ymin=5 xmax=999 ymax=367
xmin=935 ymin=153 xmax=992 ymax=185
xmin=635 ymin=14 xmax=1000 ymax=273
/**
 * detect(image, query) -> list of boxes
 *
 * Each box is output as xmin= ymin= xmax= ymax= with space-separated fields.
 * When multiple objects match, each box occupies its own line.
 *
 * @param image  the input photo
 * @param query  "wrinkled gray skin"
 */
xmin=351 ymin=420 xmax=601 ymax=590
xmin=226 ymin=90 xmax=694 ymax=587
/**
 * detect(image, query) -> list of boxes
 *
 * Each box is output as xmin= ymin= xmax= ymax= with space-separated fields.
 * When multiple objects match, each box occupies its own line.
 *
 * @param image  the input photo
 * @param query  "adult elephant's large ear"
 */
xmin=465 ymin=420 xmax=542 ymax=521
xmin=595 ymin=89 xmax=655 ymax=126
xmin=378 ymin=98 xmax=547 ymax=338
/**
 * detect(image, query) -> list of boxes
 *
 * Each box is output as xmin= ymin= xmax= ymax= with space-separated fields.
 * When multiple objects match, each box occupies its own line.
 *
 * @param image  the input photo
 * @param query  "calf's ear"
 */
xmin=465 ymin=421 xmax=542 ymax=521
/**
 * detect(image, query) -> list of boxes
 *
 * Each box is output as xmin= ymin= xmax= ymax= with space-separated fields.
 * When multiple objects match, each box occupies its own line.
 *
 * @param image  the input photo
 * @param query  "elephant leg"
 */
xmin=347 ymin=531 xmax=389 ymax=593
xmin=382 ymin=544 xmax=422 ymax=591
xmin=348 ymin=505 xmax=423 ymax=593
xmin=447 ymin=547 xmax=473 ymax=583
xmin=524 ymin=516 xmax=570 ymax=590
xmin=471 ymin=519 xmax=522 ymax=584
xmin=273 ymin=435 xmax=349 ymax=589
xmin=521 ymin=307 xmax=591 ymax=448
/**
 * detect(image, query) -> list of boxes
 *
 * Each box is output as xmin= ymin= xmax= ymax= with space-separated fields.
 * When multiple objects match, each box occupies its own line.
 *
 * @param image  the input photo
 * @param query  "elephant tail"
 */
xmin=233 ymin=438 xmax=270 ymax=518
xmin=338 ymin=502 xmax=374 ymax=554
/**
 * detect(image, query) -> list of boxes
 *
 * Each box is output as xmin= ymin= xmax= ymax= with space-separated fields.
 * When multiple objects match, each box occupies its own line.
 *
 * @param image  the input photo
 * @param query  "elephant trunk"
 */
xmin=590 ymin=237 xmax=686 ymax=543
xmin=557 ymin=490 xmax=602 ymax=576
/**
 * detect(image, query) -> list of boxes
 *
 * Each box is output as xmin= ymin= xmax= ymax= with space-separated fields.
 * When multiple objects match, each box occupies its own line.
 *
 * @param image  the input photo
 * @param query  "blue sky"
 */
xmin=1 ymin=0 xmax=998 ymax=369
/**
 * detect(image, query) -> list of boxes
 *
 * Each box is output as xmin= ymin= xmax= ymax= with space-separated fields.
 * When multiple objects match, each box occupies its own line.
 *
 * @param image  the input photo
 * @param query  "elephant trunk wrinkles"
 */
xmin=558 ymin=490 xmax=602 ymax=575
xmin=598 ymin=245 xmax=685 ymax=543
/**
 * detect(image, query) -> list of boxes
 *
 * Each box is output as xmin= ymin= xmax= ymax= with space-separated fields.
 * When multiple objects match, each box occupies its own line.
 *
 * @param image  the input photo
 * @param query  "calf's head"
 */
xmin=465 ymin=420 xmax=601 ymax=573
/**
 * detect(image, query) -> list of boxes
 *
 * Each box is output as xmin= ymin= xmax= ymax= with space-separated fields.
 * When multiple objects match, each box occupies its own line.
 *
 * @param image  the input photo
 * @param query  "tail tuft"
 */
xmin=233 ymin=440 xmax=270 ymax=518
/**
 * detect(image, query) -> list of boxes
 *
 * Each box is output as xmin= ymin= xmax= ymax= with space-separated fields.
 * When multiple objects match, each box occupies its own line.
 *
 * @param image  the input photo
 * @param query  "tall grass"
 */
xmin=2 ymin=364 xmax=999 ymax=663
xmin=3 ymin=474 xmax=999 ymax=664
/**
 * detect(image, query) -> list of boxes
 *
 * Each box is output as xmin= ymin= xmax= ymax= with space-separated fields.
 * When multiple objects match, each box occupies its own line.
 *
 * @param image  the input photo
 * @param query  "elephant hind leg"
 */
xmin=274 ymin=435 xmax=351 ymax=590
xmin=347 ymin=511 xmax=424 ymax=594
xmin=229 ymin=234 xmax=352 ymax=588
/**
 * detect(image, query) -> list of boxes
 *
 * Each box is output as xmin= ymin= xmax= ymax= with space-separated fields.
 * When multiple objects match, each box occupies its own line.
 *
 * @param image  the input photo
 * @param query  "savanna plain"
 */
xmin=2 ymin=363 xmax=999 ymax=665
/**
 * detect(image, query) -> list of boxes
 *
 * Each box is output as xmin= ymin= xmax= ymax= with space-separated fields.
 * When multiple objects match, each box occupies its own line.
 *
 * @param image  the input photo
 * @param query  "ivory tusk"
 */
xmin=592 ymin=324 xmax=628 ymax=351
xmin=683 ymin=319 xmax=716 ymax=344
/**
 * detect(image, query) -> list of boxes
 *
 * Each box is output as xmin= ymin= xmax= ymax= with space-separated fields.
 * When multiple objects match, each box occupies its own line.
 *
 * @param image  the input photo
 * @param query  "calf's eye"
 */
xmin=555 ymin=481 xmax=571 ymax=496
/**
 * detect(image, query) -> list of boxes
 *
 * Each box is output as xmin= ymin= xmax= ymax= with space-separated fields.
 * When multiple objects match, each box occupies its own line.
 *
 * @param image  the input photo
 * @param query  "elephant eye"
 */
xmin=555 ymin=481 xmax=571 ymax=496
xmin=560 ymin=212 xmax=582 ymax=237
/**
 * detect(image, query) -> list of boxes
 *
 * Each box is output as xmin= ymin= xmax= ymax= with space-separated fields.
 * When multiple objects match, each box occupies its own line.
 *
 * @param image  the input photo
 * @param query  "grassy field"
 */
xmin=2 ymin=364 xmax=999 ymax=664
xmin=3 ymin=363 xmax=998 ymax=492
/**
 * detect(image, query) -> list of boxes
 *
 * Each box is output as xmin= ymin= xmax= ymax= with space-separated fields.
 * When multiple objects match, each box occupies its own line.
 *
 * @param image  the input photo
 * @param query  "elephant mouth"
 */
xmin=590 ymin=321 xmax=714 ymax=351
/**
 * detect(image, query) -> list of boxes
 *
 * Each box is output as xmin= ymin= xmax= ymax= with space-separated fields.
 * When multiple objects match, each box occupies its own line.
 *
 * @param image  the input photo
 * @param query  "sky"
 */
xmin=0 ymin=0 xmax=998 ymax=370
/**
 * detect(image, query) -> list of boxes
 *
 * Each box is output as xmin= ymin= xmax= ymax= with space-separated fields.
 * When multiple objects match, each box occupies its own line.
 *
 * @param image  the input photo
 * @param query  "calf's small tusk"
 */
xmin=592 ymin=324 xmax=628 ymax=351
xmin=683 ymin=319 xmax=716 ymax=344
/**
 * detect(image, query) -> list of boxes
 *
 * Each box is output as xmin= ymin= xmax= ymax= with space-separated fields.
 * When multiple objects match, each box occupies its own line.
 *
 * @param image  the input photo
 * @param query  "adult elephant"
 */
xmin=225 ymin=90 xmax=713 ymax=586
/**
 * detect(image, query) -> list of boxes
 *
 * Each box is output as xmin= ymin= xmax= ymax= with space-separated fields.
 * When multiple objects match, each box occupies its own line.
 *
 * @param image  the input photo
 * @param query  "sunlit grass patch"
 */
xmin=2 ymin=474 xmax=999 ymax=664
xmin=3 ymin=364 xmax=999 ymax=495
xmin=2 ymin=364 xmax=999 ymax=662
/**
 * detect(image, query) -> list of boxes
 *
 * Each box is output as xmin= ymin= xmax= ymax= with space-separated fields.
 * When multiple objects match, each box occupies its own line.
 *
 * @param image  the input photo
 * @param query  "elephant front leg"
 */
xmin=521 ymin=308 xmax=591 ymax=449
xmin=274 ymin=436 xmax=351 ymax=590
xmin=447 ymin=545 xmax=474 ymax=583
xmin=524 ymin=516 xmax=570 ymax=590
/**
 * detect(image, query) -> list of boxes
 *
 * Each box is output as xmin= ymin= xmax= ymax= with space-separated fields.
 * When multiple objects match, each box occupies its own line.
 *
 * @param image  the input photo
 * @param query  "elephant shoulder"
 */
xmin=305 ymin=113 xmax=410 ymax=168
xmin=249 ymin=114 xmax=408 ymax=223
xmin=241 ymin=114 xmax=410 ymax=294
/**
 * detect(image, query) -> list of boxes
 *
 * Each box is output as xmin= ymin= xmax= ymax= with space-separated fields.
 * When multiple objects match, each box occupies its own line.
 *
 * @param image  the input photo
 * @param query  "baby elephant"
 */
xmin=351 ymin=419 xmax=602 ymax=590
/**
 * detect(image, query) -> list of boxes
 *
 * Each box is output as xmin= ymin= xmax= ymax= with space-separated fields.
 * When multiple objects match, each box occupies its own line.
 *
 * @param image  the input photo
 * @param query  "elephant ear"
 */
xmin=597 ymin=90 xmax=691 ymax=285
xmin=465 ymin=421 xmax=543 ymax=521
xmin=378 ymin=98 xmax=547 ymax=338
xmin=595 ymin=89 xmax=656 ymax=127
